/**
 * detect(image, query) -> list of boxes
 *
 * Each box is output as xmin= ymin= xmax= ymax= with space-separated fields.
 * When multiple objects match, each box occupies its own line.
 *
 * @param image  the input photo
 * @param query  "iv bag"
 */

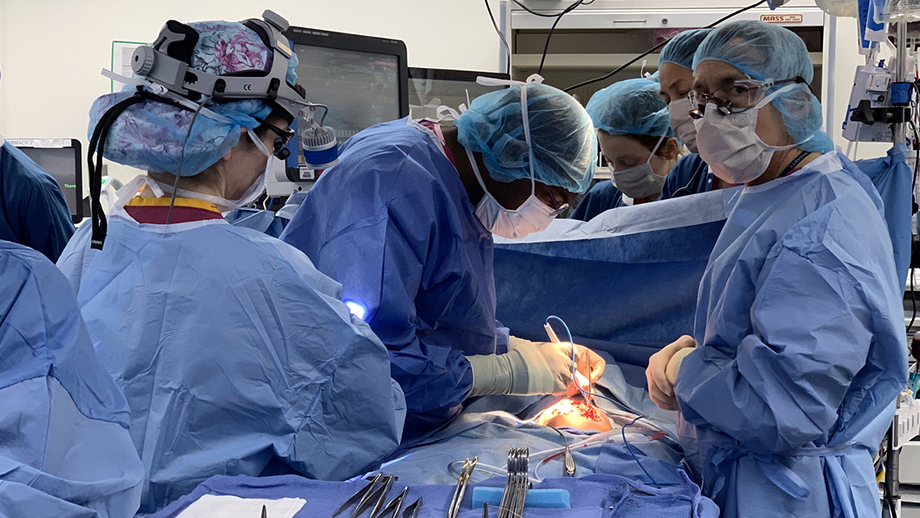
xmin=816 ymin=0 xmax=860 ymax=16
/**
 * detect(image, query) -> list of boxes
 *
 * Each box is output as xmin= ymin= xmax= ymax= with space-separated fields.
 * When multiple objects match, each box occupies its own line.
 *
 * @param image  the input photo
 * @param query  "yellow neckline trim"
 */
xmin=125 ymin=196 xmax=221 ymax=213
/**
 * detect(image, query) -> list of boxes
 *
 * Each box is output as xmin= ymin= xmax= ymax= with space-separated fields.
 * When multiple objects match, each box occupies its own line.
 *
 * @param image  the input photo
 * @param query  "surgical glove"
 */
xmin=646 ymin=335 xmax=696 ymax=411
xmin=511 ymin=336 xmax=605 ymax=395
xmin=572 ymin=344 xmax=605 ymax=395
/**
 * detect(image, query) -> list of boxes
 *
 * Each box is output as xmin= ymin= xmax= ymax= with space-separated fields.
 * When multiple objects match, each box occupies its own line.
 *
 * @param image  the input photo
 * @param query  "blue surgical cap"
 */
xmin=693 ymin=20 xmax=833 ymax=153
xmin=659 ymin=29 xmax=711 ymax=70
xmin=585 ymin=78 xmax=673 ymax=138
xmin=456 ymin=83 xmax=597 ymax=194
xmin=88 ymin=21 xmax=300 ymax=177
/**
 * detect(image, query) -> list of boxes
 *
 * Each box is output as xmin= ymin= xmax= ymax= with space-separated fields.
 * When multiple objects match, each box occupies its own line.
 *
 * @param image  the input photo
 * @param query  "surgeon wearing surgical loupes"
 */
xmin=57 ymin=17 xmax=406 ymax=513
xmin=645 ymin=21 xmax=907 ymax=517
xmin=656 ymin=28 xmax=727 ymax=201
xmin=281 ymin=79 xmax=606 ymax=442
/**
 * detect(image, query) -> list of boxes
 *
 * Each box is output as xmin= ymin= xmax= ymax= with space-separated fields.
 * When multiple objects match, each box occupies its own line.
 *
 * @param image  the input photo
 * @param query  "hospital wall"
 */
xmin=0 ymin=1 xmax=896 ymax=188
xmin=0 ymin=0 xmax=506 ymax=185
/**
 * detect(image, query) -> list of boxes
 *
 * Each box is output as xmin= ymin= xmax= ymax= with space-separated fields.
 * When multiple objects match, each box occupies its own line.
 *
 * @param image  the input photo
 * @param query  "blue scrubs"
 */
xmin=571 ymin=154 xmax=710 ymax=221
xmin=570 ymin=181 xmax=625 ymax=221
xmin=658 ymin=154 xmax=711 ymax=200
xmin=57 ymin=213 xmax=406 ymax=513
xmin=0 ymin=240 xmax=143 ymax=518
xmin=0 ymin=140 xmax=75 ymax=261
xmin=281 ymin=118 xmax=501 ymax=441
xmin=675 ymin=151 xmax=907 ymax=517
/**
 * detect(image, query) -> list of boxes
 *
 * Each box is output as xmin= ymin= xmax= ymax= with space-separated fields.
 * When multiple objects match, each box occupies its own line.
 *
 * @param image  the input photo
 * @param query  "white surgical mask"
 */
xmin=467 ymin=148 xmax=560 ymax=239
xmin=139 ymin=129 xmax=275 ymax=214
xmin=668 ymin=98 xmax=698 ymax=153
xmin=611 ymin=132 xmax=668 ymax=199
xmin=466 ymin=75 xmax=563 ymax=239
xmin=694 ymin=84 xmax=811 ymax=185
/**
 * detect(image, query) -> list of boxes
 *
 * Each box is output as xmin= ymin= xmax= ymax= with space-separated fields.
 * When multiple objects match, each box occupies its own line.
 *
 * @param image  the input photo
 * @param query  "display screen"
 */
xmin=409 ymin=77 xmax=506 ymax=119
xmin=18 ymin=146 xmax=80 ymax=218
xmin=294 ymin=44 xmax=401 ymax=143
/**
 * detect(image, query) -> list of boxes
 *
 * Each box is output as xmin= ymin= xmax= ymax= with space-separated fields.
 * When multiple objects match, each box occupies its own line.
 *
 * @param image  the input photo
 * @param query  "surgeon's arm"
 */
xmin=468 ymin=337 xmax=605 ymax=397
xmin=675 ymin=243 xmax=895 ymax=455
xmin=18 ymin=176 xmax=75 ymax=262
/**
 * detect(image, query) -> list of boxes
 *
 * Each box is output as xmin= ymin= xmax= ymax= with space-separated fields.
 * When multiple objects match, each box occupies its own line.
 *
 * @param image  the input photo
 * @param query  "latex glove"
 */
xmin=566 ymin=345 xmax=605 ymax=397
xmin=510 ymin=336 xmax=605 ymax=395
xmin=646 ymin=335 xmax=696 ymax=411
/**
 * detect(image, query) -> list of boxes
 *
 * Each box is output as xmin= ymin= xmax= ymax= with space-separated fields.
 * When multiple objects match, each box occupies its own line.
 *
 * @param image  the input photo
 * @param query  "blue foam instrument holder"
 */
xmin=471 ymin=487 xmax=571 ymax=509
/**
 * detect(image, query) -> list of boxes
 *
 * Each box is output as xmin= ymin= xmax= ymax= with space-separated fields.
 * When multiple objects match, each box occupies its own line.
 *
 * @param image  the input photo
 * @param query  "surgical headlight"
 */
xmin=89 ymin=10 xmax=336 ymax=252
xmin=130 ymin=10 xmax=307 ymax=122
xmin=299 ymin=104 xmax=339 ymax=170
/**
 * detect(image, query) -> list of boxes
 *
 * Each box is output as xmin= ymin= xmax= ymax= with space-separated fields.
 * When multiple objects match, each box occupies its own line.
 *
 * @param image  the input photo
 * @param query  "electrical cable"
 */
xmin=510 ymin=0 xmax=594 ymax=17
xmin=87 ymin=90 xmax=145 ymax=249
xmin=545 ymin=315 xmax=642 ymax=416
xmin=562 ymin=0 xmax=768 ymax=93
xmin=538 ymin=0 xmax=586 ymax=76
xmin=624 ymin=415 xmax=661 ymax=488
xmin=909 ymin=83 xmax=920 ymax=332
xmin=542 ymin=314 xmax=669 ymax=486
xmin=166 ymin=95 xmax=212 ymax=225
xmin=485 ymin=0 xmax=513 ymax=75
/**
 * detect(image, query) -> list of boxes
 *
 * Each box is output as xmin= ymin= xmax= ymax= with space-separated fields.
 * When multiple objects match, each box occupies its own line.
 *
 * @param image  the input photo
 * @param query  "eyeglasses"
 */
xmin=255 ymin=119 xmax=295 ymax=160
xmin=545 ymin=184 xmax=569 ymax=217
xmin=688 ymin=77 xmax=807 ymax=119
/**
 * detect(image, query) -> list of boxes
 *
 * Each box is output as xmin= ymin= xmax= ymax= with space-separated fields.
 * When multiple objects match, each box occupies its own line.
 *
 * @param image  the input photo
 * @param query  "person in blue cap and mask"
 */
xmin=645 ymin=20 xmax=907 ymax=517
xmin=0 ymin=239 xmax=144 ymax=518
xmin=281 ymin=78 xmax=606 ymax=443
xmin=656 ymin=28 xmax=731 ymax=200
xmin=57 ymin=16 xmax=406 ymax=513
xmin=571 ymin=78 xmax=682 ymax=221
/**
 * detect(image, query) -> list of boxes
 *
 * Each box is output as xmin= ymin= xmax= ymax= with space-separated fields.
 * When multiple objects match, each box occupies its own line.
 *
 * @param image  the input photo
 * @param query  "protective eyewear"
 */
xmin=688 ymin=77 xmax=807 ymax=119
xmin=256 ymin=119 xmax=295 ymax=160
xmin=545 ymin=184 xmax=569 ymax=217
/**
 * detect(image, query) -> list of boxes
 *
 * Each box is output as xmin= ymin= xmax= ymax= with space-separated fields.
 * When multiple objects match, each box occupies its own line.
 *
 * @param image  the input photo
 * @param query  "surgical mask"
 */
xmin=668 ymin=98 xmax=698 ymax=153
xmin=231 ymin=129 xmax=274 ymax=207
xmin=467 ymin=148 xmax=560 ymax=239
xmin=465 ymin=76 xmax=563 ymax=239
xmin=694 ymin=84 xmax=811 ymax=185
xmin=131 ymin=129 xmax=275 ymax=214
xmin=611 ymin=132 xmax=668 ymax=199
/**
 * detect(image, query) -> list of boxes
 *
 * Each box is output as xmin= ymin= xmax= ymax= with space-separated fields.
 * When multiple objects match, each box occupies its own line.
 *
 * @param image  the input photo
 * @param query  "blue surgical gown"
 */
xmin=0 ymin=240 xmax=143 ymax=518
xmin=658 ymin=154 xmax=712 ymax=200
xmin=57 ymin=213 xmax=407 ymax=514
xmin=675 ymin=151 xmax=908 ymax=517
xmin=0 ymin=140 xmax=75 ymax=261
xmin=570 ymin=181 xmax=625 ymax=221
xmin=280 ymin=118 xmax=501 ymax=441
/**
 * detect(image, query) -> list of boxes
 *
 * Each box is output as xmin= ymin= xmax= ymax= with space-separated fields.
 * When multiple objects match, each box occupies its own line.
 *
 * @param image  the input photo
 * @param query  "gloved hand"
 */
xmin=646 ymin=335 xmax=696 ymax=411
xmin=466 ymin=337 xmax=605 ymax=397
xmin=568 ymin=343 xmax=606 ymax=397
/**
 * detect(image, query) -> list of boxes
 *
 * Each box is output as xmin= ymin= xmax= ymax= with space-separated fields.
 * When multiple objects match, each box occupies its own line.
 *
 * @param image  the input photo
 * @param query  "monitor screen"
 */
xmin=275 ymin=27 xmax=408 ymax=192
xmin=294 ymin=45 xmax=401 ymax=142
xmin=408 ymin=68 xmax=510 ymax=120
xmin=11 ymin=139 xmax=83 ymax=222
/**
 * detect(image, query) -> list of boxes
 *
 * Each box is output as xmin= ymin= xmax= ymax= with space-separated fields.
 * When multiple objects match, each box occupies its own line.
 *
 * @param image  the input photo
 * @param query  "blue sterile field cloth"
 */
xmin=854 ymin=143 xmax=913 ymax=285
xmin=494 ymin=187 xmax=739 ymax=387
xmin=149 ymin=472 xmax=717 ymax=518
xmin=378 ymin=359 xmax=682 ymax=487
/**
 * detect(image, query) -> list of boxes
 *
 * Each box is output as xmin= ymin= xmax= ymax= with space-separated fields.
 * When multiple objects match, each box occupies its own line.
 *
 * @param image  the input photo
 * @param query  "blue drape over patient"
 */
xmin=494 ymin=188 xmax=736 ymax=386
